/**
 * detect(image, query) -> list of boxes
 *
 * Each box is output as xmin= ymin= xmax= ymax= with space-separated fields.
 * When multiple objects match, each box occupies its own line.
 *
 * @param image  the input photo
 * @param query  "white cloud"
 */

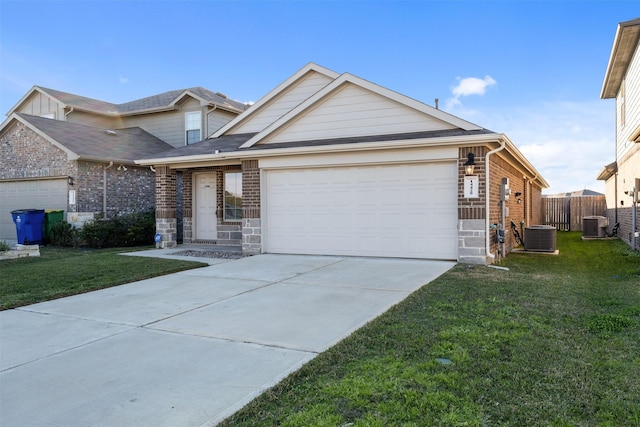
xmin=452 ymin=75 xmax=496 ymax=97
xmin=119 ymin=75 xmax=129 ymax=84
xmin=445 ymin=75 xmax=496 ymax=110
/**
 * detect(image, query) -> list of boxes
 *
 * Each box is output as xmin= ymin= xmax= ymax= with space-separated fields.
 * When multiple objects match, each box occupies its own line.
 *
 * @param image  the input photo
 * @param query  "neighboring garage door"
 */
xmin=0 ymin=179 xmax=67 ymax=241
xmin=264 ymin=162 xmax=458 ymax=260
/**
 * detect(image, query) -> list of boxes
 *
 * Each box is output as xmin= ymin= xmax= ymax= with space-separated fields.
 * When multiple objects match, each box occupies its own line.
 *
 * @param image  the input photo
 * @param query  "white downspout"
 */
xmin=104 ymin=161 xmax=113 ymax=216
xmin=485 ymin=138 xmax=506 ymax=260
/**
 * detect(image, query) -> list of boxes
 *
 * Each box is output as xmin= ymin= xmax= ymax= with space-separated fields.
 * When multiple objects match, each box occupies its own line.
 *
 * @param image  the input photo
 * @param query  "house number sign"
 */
xmin=464 ymin=176 xmax=479 ymax=198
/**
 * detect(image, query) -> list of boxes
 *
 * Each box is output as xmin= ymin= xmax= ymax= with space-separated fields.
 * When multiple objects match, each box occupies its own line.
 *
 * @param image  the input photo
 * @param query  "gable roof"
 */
xmin=238 ymin=71 xmax=483 ymax=148
xmin=6 ymin=113 xmax=174 ymax=163
xmin=601 ymin=17 xmax=640 ymax=99
xmin=136 ymin=63 xmax=547 ymax=188
xmin=7 ymin=86 xmax=247 ymax=117
xmin=211 ymin=63 xmax=340 ymax=137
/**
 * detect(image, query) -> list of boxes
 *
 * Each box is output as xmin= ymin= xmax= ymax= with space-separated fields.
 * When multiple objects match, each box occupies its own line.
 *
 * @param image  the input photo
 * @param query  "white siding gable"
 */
xmin=232 ymin=71 xmax=334 ymax=134
xmin=18 ymin=91 xmax=65 ymax=120
xmin=617 ymin=42 xmax=640 ymax=160
xmin=258 ymin=82 xmax=458 ymax=144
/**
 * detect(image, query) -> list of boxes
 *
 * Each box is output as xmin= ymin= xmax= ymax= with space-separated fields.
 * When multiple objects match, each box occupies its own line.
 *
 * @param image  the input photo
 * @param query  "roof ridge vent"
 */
xmin=105 ymin=129 xmax=117 ymax=135
xmin=215 ymin=91 xmax=228 ymax=99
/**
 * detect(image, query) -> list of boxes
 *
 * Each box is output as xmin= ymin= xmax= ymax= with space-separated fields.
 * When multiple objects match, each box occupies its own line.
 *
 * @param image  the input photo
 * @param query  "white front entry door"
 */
xmin=194 ymin=173 xmax=217 ymax=240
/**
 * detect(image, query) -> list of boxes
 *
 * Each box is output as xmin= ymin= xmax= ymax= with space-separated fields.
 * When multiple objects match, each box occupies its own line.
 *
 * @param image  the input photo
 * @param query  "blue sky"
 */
xmin=1 ymin=1 xmax=637 ymax=194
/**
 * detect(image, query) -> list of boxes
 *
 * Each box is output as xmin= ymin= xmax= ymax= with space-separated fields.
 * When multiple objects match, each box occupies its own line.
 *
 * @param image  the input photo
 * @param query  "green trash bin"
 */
xmin=44 ymin=210 xmax=65 ymax=243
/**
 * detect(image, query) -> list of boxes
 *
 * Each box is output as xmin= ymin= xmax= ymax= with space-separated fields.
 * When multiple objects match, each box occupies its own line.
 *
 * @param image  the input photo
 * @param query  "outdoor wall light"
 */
xmin=67 ymin=176 xmax=74 ymax=186
xmin=464 ymin=153 xmax=476 ymax=175
xmin=515 ymin=192 xmax=522 ymax=197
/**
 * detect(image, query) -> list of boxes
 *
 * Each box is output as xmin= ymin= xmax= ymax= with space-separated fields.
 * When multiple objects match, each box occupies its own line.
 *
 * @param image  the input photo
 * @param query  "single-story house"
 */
xmin=597 ymin=17 xmax=640 ymax=250
xmin=138 ymin=63 xmax=548 ymax=264
xmin=0 ymin=86 xmax=247 ymax=241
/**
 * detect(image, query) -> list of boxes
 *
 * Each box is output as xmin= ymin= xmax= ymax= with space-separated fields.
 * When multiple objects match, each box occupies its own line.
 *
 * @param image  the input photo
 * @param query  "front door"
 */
xmin=194 ymin=173 xmax=217 ymax=240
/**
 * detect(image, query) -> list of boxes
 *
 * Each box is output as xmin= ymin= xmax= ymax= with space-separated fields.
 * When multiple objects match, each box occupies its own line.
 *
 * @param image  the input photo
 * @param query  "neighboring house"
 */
xmin=598 ymin=17 xmax=640 ymax=250
xmin=0 ymin=86 xmax=247 ymax=241
xmin=544 ymin=189 xmax=604 ymax=198
xmin=138 ymin=63 xmax=548 ymax=264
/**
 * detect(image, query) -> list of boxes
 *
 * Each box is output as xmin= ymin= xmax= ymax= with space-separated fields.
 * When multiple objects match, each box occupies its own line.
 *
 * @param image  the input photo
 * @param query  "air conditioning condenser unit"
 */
xmin=524 ymin=225 xmax=557 ymax=252
xmin=583 ymin=216 xmax=608 ymax=238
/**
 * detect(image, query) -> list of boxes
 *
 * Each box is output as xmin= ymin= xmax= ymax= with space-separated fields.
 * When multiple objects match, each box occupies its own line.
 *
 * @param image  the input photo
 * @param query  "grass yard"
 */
xmin=0 ymin=246 xmax=206 ymax=310
xmin=220 ymin=232 xmax=640 ymax=426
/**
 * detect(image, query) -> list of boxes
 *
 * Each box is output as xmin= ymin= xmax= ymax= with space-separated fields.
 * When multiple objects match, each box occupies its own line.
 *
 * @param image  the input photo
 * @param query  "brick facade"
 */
xmin=456 ymin=146 xmax=544 ymax=264
xmin=1 ymin=121 xmax=74 ymax=181
xmin=154 ymin=146 xmax=543 ymax=263
xmin=155 ymin=160 xmax=262 ymax=254
xmin=242 ymin=160 xmax=261 ymax=255
xmin=457 ymin=147 xmax=487 ymax=264
xmin=2 ymin=121 xmax=156 ymax=228
xmin=488 ymin=153 xmax=543 ymax=259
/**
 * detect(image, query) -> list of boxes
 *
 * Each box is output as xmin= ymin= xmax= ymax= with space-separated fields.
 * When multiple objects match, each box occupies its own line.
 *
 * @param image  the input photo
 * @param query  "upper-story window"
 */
xmin=185 ymin=111 xmax=201 ymax=145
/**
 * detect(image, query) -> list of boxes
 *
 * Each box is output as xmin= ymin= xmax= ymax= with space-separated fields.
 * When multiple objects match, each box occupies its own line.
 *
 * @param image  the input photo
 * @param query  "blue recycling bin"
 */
xmin=11 ymin=209 xmax=45 ymax=244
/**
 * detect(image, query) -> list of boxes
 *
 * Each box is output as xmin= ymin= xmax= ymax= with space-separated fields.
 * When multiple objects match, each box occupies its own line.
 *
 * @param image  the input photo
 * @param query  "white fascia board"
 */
xmin=210 ymin=62 xmax=340 ymax=139
xmin=240 ymin=72 xmax=483 ymax=149
xmin=135 ymin=132 xmax=503 ymax=167
xmin=601 ymin=18 xmax=640 ymax=99
xmin=5 ymin=114 xmax=80 ymax=160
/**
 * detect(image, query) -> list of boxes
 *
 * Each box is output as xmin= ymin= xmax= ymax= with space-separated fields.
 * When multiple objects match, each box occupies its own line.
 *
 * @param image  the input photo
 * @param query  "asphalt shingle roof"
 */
xmin=36 ymin=86 xmax=247 ymax=115
xmin=17 ymin=113 xmax=174 ymax=162
xmin=143 ymin=128 xmax=494 ymax=160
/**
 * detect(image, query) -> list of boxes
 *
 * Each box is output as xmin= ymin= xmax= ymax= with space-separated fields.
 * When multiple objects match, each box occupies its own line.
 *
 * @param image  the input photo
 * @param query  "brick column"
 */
xmin=458 ymin=147 xmax=488 ymax=264
xmin=182 ymin=170 xmax=193 ymax=244
xmin=241 ymin=160 xmax=261 ymax=255
xmin=155 ymin=165 xmax=177 ymax=248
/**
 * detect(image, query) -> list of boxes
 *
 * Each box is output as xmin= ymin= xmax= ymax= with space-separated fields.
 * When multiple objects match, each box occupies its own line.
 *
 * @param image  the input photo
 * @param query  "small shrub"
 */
xmin=49 ymin=221 xmax=79 ymax=247
xmin=0 ymin=240 xmax=11 ymax=251
xmin=80 ymin=210 xmax=155 ymax=248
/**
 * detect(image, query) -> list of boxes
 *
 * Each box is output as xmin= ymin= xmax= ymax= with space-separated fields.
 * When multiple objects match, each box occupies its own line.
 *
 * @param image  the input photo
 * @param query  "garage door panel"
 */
xmin=0 ymin=179 xmax=67 ymax=241
xmin=264 ymin=163 xmax=457 ymax=260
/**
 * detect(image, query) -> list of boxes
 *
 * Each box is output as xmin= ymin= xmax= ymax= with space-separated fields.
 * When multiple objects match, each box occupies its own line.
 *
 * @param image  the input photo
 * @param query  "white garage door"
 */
xmin=0 ymin=179 xmax=67 ymax=241
xmin=264 ymin=162 xmax=458 ymax=260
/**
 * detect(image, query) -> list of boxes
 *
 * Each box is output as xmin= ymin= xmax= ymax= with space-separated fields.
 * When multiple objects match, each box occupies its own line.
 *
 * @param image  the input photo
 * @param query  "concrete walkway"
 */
xmin=0 ymin=252 xmax=454 ymax=426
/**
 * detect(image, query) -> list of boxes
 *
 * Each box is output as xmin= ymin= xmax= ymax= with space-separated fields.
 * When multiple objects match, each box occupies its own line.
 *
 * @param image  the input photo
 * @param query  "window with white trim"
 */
xmin=224 ymin=172 xmax=242 ymax=221
xmin=185 ymin=111 xmax=201 ymax=145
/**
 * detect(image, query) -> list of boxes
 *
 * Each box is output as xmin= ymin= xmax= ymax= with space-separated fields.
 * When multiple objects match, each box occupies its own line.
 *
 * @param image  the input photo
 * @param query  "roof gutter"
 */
xmin=485 ymin=138 xmax=506 ymax=261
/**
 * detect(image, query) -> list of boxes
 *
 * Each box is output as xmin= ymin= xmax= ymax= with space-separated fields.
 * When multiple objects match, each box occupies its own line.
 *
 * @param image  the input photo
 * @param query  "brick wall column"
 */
xmin=155 ymin=165 xmax=177 ymax=248
xmin=241 ymin=160 xmax=261 ymax=255
xmin=458 ymin=147 xmax=488 ymax=264
xmin=182 ymin=170 xmax=192 ymax=244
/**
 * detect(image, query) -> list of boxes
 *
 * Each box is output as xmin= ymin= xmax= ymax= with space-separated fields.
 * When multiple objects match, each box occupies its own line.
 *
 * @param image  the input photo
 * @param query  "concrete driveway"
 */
xmin=0 ymin=253 xmax=454 ymax=426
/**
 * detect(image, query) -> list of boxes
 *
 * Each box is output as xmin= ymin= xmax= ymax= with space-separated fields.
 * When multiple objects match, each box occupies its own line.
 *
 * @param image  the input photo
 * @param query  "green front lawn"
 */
xmin=220 ymin=233 xmax=640 ymax=426
xmin=0 ymin=246 xmax=206 ymax=310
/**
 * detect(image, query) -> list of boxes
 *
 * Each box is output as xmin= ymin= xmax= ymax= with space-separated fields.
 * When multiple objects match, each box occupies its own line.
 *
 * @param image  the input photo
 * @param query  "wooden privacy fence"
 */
xmin=542 ymin=196 xmax=607 ymax=231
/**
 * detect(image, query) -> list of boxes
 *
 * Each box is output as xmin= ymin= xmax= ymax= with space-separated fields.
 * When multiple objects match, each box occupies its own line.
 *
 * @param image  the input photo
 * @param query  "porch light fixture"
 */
xmin=464 ymin=153 xmax=476 ymax=175
xmin=67 ymin=176 xmax=74 ymax=186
